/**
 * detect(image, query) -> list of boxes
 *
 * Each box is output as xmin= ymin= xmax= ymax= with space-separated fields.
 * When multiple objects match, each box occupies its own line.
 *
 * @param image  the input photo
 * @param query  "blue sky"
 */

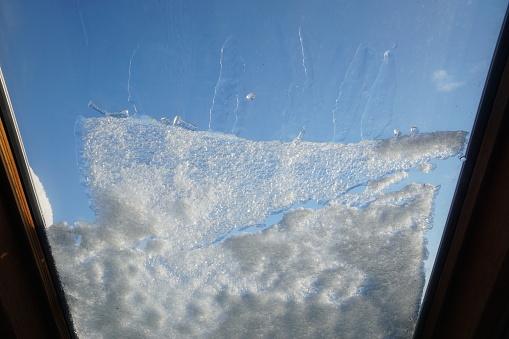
xmin=0 ymin=0 xmax=507 ymax=268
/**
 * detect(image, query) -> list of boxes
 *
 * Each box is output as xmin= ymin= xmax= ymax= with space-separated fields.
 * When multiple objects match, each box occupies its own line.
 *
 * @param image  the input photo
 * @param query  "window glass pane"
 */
xmin=0 ymin=0 xmax=507 ymax=337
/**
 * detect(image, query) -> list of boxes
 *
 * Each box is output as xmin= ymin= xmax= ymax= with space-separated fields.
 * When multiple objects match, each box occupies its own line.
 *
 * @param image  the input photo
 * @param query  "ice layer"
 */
xmin=47 ymin=116 xmax=467 ymax=338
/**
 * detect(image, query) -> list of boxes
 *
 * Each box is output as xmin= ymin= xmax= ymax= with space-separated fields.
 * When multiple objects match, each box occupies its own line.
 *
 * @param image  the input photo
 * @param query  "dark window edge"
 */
xmin=0 ymin=68 xmax=75 ymax=338
xmin=415 ymin=5 xmax=509 ymax=338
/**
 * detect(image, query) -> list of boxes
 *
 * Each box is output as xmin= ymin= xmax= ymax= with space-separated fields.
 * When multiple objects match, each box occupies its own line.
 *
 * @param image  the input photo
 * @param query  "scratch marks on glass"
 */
xmin=298 ymin=27 xmax=314 ymax=90
xmin=279 ymin=28 xmax=316 ymax=141
xmin=333 ymin=44 xmax=377 ymax=142
xmin=208 ymin=36 xmax=247 ymax=135
xmin=128 ymin=43 xmax=141 ymax=115
xmin=361 ymin=50 xmax=396 ymax=140
xmin=279 ymin=83 xmax=297 ymax=140
xmin=163 ymin=0 xmax=193 ymax=114
xmin=76 ymin=0 xmax=88 ymax=48
xmin=231 ymin=94 xmax=242 ymax=135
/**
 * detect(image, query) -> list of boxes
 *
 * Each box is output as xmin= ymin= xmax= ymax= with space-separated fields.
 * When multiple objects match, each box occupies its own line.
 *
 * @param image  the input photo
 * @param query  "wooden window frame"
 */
xmin=0 ymin=69 xmax=74 ymax=338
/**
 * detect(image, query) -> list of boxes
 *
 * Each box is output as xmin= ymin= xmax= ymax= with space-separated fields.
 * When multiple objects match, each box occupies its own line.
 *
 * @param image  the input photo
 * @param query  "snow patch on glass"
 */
xmin=47 ymin=115 xmax=467 ymax=338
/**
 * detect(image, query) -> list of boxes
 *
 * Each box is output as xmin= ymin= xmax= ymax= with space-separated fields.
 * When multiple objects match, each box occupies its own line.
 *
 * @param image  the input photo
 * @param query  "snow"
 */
xmin=30 ymin=166 xmax=53 ymax=227
xmin=46 ymin=115 xmax=467 ymax=338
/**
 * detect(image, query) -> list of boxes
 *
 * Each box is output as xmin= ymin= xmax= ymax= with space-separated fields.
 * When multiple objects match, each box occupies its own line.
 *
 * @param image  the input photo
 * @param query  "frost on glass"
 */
xmin=46 ymin=115 xmax=466 ymax=338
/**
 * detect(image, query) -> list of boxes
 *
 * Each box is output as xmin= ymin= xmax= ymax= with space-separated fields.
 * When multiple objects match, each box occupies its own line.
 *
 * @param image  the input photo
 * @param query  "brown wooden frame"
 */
xmin=0 ymin=69 xmax=72 ymax=338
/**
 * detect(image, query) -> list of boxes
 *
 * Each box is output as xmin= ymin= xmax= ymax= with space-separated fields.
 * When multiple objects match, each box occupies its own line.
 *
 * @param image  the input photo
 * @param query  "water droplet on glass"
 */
xmin=410 ymin=126 xmax=419 ymax=134
xmin=246 ymin=93 xmax=255 ymax=101
xmin=393 ymin=129 xmax=402 ymax=137
xmin=459 ymin=155 xmax=467 ymax=162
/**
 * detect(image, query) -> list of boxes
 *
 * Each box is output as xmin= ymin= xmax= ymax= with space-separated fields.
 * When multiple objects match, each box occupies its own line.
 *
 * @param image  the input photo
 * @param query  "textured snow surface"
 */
xmin=47 ymin=116 xmax=467 ymax=338
xmin=30 ymin=166 xmax=54 ymax=227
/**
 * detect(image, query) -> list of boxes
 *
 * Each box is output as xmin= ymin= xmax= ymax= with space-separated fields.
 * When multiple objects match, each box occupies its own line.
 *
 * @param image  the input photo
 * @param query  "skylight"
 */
xmin=0 ymin=0 xmax=507 ymax=337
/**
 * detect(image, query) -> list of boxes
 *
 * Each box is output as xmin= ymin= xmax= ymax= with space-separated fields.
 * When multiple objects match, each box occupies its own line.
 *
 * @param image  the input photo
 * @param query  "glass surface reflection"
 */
xmin=0 ymin=0 xmax=507 ymax=337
